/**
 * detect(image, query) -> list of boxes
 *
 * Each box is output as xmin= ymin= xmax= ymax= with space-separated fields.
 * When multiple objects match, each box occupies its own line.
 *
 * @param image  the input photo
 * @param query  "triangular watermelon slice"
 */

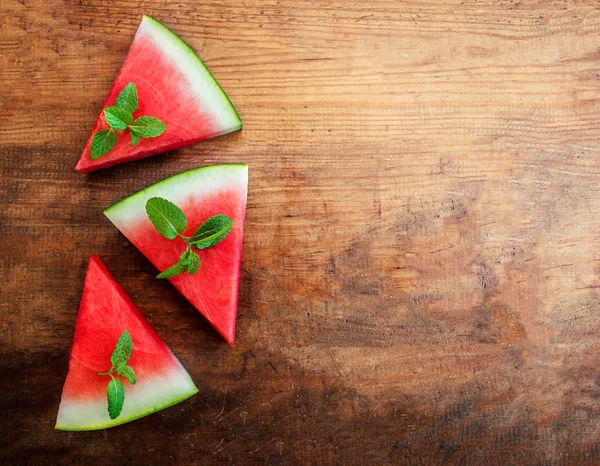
xmin=74 ymin=15 xmax=242 ymax=173
xmin=104 ymin=164 xmax=248 ymax=345
xmin=56 ymin=255 xmax=198 ymax=431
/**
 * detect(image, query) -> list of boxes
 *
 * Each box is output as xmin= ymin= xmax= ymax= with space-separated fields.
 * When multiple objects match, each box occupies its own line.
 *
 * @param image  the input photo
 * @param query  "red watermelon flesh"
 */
xmin=104 ymin=164 xmax=248 ymax=345
xmin=74 ymin=15 xmax=242 ymax=173
xmin=56 ymin=255 xmax=198 ymax=431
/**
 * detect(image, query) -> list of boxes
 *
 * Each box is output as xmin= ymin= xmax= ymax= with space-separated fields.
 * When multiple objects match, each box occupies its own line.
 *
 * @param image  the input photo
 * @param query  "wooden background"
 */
xmin=3 ymin=0 xmax=600 ymax=464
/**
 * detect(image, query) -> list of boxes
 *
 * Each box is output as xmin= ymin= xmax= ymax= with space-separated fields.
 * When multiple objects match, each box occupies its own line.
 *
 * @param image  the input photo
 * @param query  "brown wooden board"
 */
xmin=3 ymin=0 xmax=600 ymax=464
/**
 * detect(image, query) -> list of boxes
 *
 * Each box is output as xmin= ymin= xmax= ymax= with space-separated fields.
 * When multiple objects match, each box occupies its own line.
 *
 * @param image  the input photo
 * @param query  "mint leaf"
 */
xmin=157 ymin=249 xmax=191 ymax=279
xmin=116 ymin=82 xmax=138 ymax=113
xmin=110 ymin=331 xmax=132 ymax=367
xmin=130 ymin=130 xmax=140 ymax=147
xmin=117 ymin=365 xmax=136 ymax=385
xmin=107 ymin=377 xmax=125 ymax=419
xmin=190 ymin=215 xmax=233 ymax=249
xmin=128 ymin=116 xmax=166 ymax=138
xmin=96 ymin=329 xmax=135 ymax=420
xmin=90 ymin=130 xmax=117 ymax=160
xmin=186 ymin=251 xmax=201 ymax=274
xmin=146 ymin=197 xmax=187 ymax=240
xmin=157 ymin=260 xmax=188 ymax=279
xmin=178 ymin=249 xmax=194 ymax=264
xmin=104 ymin=106 xmax=133 ymax=130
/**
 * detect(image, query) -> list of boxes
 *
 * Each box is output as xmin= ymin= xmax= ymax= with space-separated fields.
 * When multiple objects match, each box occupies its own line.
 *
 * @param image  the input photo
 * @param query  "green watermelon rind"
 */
xmin=104 ymin=164 xmax=248 ymax=216
xmin=141 ymin=14 xmax=242 ymax=132
xmin=55 ymin=386 xmax=199 ymax=432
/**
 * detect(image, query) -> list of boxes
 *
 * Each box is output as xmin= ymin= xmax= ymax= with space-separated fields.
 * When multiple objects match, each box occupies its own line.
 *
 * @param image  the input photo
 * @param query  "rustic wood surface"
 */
xmin=3 ymin=0 xmax=600 ymax=464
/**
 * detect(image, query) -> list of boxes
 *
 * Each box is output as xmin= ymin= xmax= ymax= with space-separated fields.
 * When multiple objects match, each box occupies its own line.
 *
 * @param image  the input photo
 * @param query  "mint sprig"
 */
xmin=145 ymin=197 xmax=233 ymax=279
xmin=96 ymin=330 xmax=136 ymax=420
xmin=90 ymin=82 xmax=166 ymax=159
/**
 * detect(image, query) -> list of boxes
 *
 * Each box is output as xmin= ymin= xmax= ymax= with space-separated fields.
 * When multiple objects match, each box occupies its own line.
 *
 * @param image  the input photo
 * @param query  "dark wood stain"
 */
xmin=3 ymin=0 xmax=600 ymax=464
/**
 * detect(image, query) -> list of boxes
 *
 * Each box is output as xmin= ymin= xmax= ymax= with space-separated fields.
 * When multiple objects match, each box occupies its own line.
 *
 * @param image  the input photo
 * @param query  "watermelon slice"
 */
xmin=74 ymin=15 xmax=242 ymax=173
xmin=56 ymin=255 xmax=198 ymax=431
xmin=104 ymin=164 xmax=248 ymax=345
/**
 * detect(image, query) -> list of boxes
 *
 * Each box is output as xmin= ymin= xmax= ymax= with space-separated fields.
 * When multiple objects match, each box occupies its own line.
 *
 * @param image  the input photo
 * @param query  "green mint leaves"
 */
xmin=186 ymin=250 xmax=201 ymax=274
xmin=189 ymin=214 xmax=233 ymax=250
xmin=155 ymin=250 xmax=202 ymax=279
xmin=96 ymin=330 xmax=136 ymax=420
xmin=129 ymin=116 xmax=167 ymax=138
xmin=117 ymin=365 xmax=137 ymax=385
xmin=104 ymin=106 xmax=133 ymax=130
xmin=115 ymin=82 xmax=138 ymax=113
xmin=156 ymin=251 xmax=192 ymax=279
xmin=110 ymin=330 xmax=133 ymax=367
xmin=91 ymin=130 xmax=118 ymax=160
xmin=130 ymin=131 xmax=141 ymax=147
xmin=89 ymin=82 xmax=166 ymax=159
xmin=145 ymin=197 xmax=233 ymax=279
xmin=107 ymin=378 xmax=125 ymax=420
xmin=146 ymin=197 xmax=187 ymax=240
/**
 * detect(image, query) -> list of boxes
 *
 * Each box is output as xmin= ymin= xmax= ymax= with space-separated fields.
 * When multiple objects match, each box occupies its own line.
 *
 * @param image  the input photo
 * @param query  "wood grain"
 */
xmin=3 ymin=0 xmax=600 ymax=464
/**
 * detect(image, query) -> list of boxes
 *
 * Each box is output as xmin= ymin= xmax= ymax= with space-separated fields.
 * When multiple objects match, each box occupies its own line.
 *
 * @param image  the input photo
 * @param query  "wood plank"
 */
xmin=3 ymin=0 xmax=600 ymax=463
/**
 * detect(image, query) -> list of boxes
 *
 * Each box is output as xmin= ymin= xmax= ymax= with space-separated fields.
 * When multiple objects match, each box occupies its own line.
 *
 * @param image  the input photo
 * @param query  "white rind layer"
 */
xmin=139 ymin=15 xmax=242 ymax=133
xmin=56 ymin=365 xmax=198 ymax=431
xmin=104 ymin=164 xmax=248 ymax=227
